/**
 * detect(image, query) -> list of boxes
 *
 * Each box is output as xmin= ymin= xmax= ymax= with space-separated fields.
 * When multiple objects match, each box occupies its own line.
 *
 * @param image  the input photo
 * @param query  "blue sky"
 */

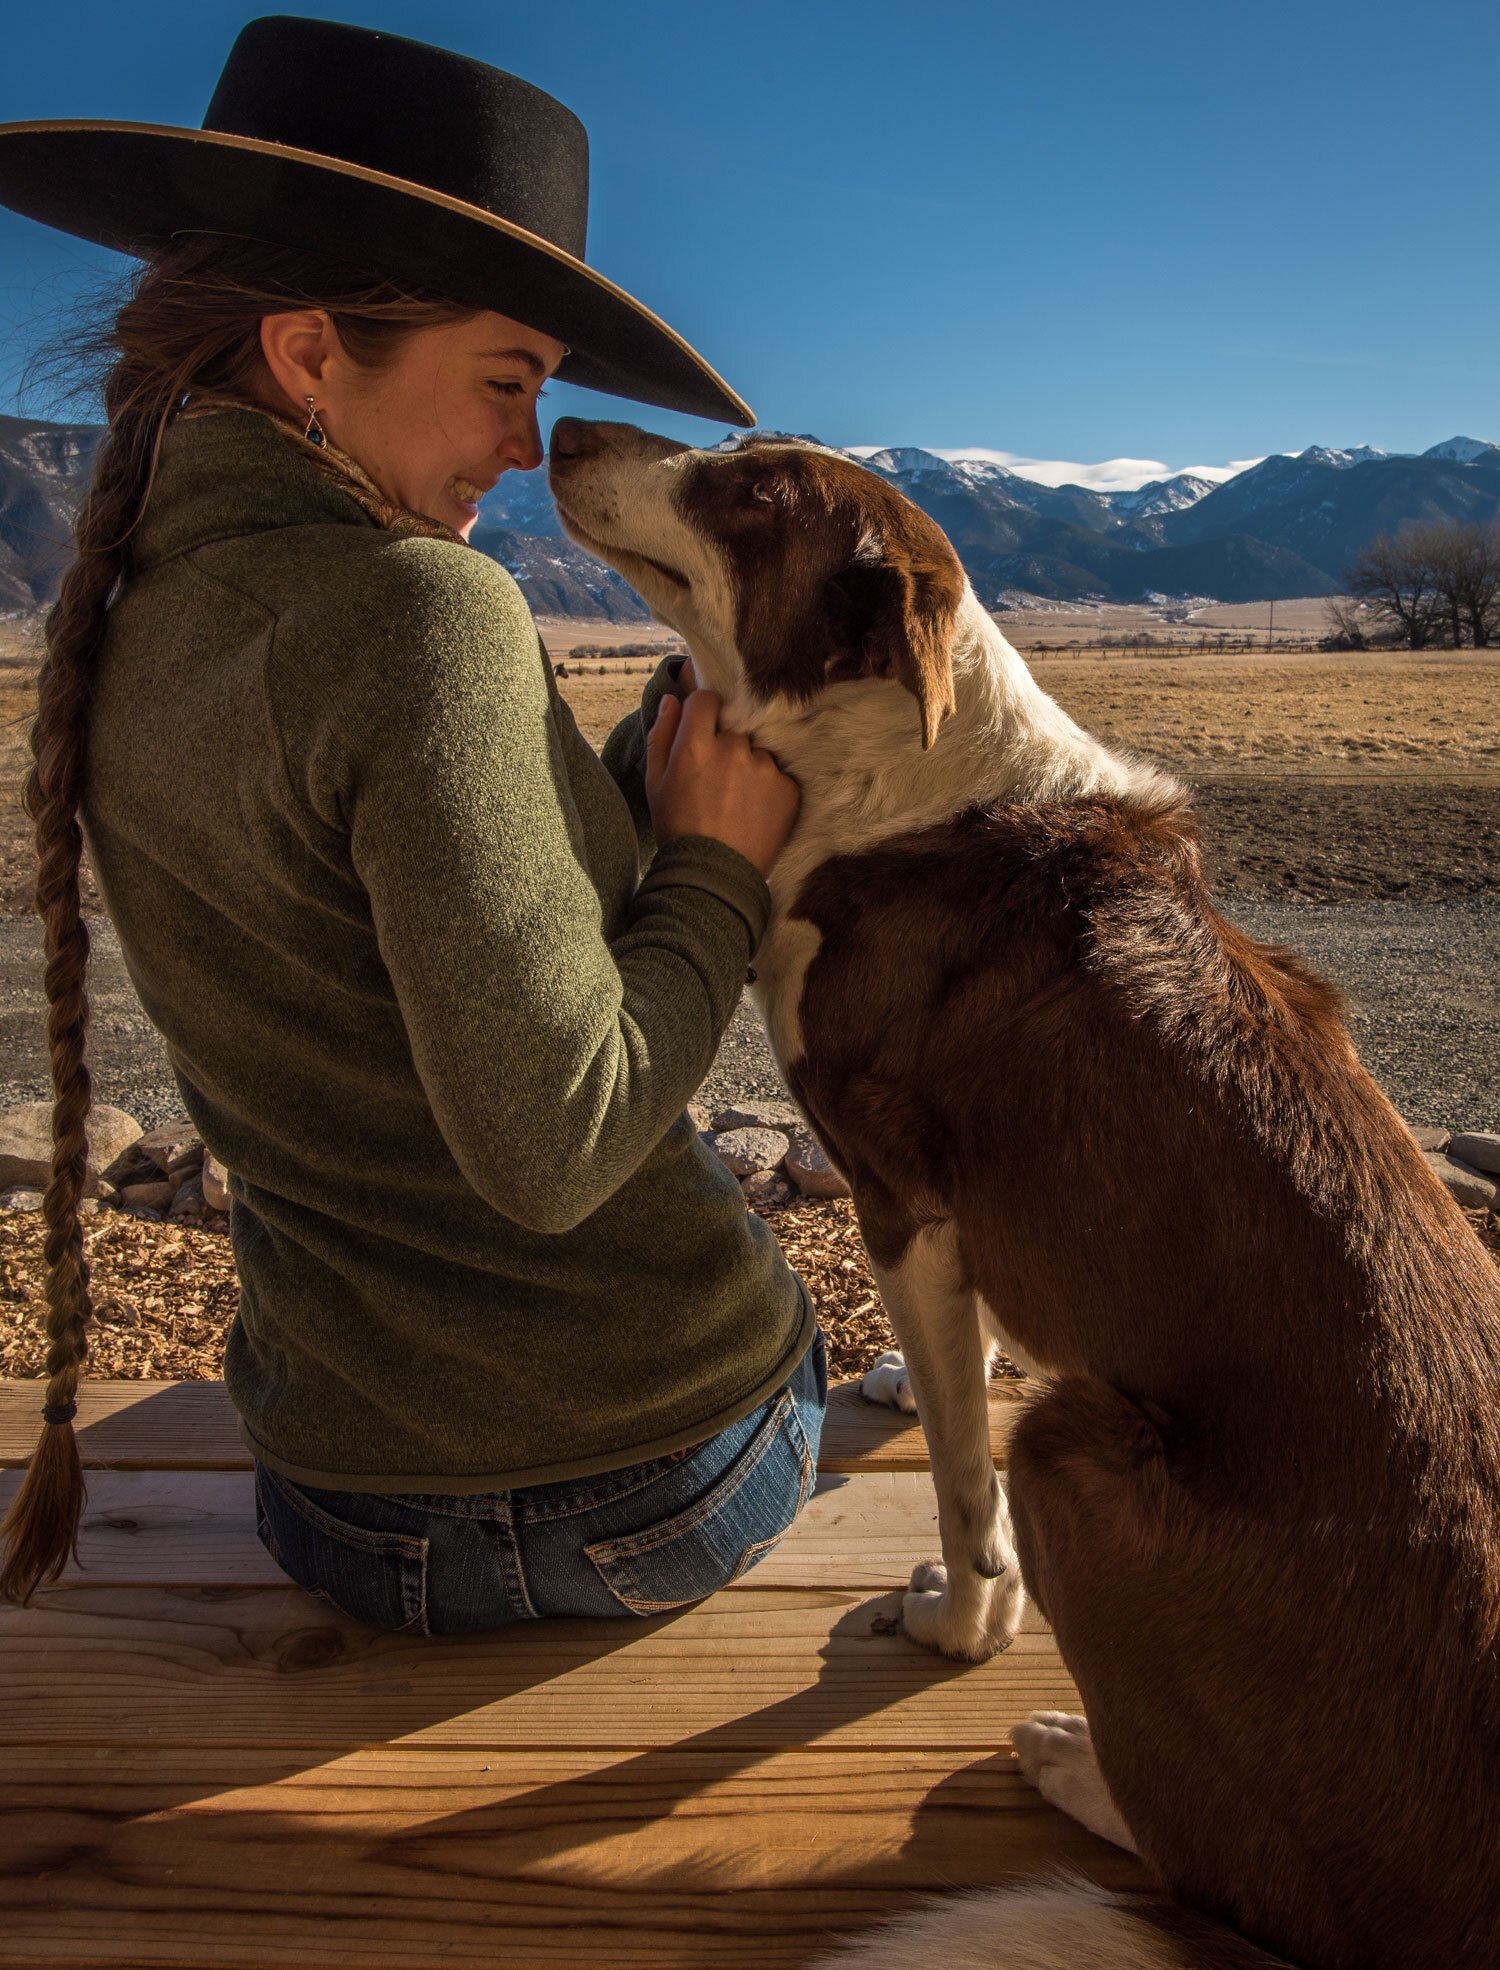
xmin=2 ymin=0 xmax=1496 ymax=483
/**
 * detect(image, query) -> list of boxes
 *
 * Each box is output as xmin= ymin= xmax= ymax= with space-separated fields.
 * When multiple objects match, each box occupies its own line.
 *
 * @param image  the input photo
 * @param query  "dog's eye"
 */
xmin=751 ymin=480 xmax=778 ymax=505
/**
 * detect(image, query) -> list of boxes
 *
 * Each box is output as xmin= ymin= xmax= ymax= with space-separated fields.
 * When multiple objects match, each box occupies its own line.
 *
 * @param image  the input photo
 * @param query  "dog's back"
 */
xmin=791 ymin=787 xmax=1500 ymax=1965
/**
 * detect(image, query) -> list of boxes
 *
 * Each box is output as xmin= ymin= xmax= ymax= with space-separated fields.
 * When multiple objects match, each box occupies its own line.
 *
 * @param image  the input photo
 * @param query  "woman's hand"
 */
xmin=645 ymin=688 xmax=800 ymax=877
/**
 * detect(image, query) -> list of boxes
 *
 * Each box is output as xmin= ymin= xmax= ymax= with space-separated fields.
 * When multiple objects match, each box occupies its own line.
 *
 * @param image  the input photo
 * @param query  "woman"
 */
xmin=0 ymin=17 xmax=824 ymax=1626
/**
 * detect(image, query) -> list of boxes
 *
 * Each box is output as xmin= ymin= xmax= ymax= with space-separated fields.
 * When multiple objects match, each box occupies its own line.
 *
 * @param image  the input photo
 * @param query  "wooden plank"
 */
xmin=0 ymin=1745 xmax=1148 ymax=1968
xmin=0 ymin=1469 xmax=948 ymax=1590
xmin=0 ymin=1583 xmax=1079 ymax=1749
xmin=823 ymin=1379 xmax=1023 ymax=1472
xmin=0 ymin=1379 xmax=248 ymax=1470
xmin=0 ymin=1377 xmax=1024 ymax=1473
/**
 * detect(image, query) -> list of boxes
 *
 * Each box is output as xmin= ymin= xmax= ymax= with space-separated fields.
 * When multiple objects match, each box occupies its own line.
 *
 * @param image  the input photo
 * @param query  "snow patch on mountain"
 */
xmin=1106 ymin=474 xmax=1220 ymax=519
xmin=1298 ymin=444 xmax=1388 ymax=469
xmin=1422 ymin=436 xmax=1495 ymax=463
xmin=923 ymin=447 xmax=1268 ymax=493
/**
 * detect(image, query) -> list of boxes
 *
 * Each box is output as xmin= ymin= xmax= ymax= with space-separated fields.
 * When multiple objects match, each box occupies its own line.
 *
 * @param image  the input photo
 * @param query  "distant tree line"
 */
xmin=1327 ymin=519 xmax=1499 ymax=649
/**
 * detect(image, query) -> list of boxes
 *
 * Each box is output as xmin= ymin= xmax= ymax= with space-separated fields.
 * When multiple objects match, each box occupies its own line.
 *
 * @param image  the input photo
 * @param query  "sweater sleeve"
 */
xmin=311 ymin=546 xmax=769 ymax=1235
xmin=597 ymin=652 xmax=690 ymax=850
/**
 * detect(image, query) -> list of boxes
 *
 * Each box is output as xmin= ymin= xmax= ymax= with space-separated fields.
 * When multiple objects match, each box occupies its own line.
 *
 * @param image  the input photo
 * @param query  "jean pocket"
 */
xmin=585 ymin=1389 xmax=814 ymax=1615
xmin=254 ymin=1464 xmax=430 ymax=1634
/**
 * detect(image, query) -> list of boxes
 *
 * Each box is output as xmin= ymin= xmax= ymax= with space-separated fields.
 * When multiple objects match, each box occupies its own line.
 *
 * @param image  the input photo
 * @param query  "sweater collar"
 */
xmin=130 ymin=408 xmax=380 ymax=572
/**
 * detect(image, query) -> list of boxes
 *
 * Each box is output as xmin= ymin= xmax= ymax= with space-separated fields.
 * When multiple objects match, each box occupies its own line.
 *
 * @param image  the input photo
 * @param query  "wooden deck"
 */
xmin=0 ymin=1378 xmax=1150 ymax=1967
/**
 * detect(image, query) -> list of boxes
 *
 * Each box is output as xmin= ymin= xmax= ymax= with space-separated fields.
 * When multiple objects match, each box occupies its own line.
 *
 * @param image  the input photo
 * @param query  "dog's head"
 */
xmin=548 ymin=421 xmax=965 ymax=748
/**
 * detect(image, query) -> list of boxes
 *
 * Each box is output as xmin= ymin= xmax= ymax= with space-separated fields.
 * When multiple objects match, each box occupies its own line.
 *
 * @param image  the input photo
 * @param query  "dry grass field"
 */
xmin=553 ymin=636 xmax=1500 ymax=906
xmin=554 ymin=641 xmax=1500 ymax=778
xmin=2 ymin=615 xmax=1495 ymax=914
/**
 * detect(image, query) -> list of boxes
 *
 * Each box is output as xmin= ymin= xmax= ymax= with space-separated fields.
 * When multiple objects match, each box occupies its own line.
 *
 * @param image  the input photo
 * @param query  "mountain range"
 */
xmin=3 ymin=411 xmax=1498 ymax=619
xmin=465 ymin=431 xmax=1500 ymax=613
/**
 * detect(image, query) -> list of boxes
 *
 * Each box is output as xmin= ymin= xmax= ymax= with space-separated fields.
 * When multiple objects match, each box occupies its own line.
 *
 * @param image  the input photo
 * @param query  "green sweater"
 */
xmin=81 ymin=409 xmax=812 ymax=1490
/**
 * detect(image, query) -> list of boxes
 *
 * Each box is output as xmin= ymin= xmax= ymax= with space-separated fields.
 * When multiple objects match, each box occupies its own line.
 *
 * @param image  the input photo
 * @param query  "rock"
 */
xmin=136 ymin=1118 xmax=202 ymax=1159
xmin=1409 ymin=1125 xmax=1452 ymax=1153
xmin=103 ymin=1143 xmax=162 ymax=1188
xmin=708 ymin=1127 xmax=790 ymax=1177
xmin=166 ymin=1142 xmax=206 ymax=1176
xmin=1424 ymin=1151 xmax=1498 ymax=1212
xmin=201 ymin=1154 xmax=230 ymax=1212
xmin=711 ymin=1102 xmax=801 ymax=1134
xmin=103 ymin=1118 xmax=203 ymax=1189
xmin=120 ymin=1179 xmax=176 ymax=1211
xmin=685 ymin=1103 xmax=711 ymax=1131
xmin=784 ymin=1133 xmax=852 ymax=1200
xmin=741 ymin=1170 xmax=792 ymax=1207
xmin=0 ymin=1101 xmax=143 ymax=1195
xmin=0 ymin=1187 xmax=45 ymax=1212
xmin=1448 ymin=1132 xmax=1500 ymax=1178
xmin=168 ymin=1172 xmax=207 ymax=1221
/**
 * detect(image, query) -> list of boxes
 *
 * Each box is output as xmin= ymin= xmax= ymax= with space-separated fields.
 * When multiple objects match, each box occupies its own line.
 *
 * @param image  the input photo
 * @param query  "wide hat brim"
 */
xmin=0 ymin=120 xmax=754 ymax=427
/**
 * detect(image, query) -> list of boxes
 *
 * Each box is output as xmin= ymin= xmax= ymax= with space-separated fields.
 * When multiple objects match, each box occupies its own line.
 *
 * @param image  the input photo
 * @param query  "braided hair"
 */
xmin=0 ymin=235 xmax=472 ymax=1601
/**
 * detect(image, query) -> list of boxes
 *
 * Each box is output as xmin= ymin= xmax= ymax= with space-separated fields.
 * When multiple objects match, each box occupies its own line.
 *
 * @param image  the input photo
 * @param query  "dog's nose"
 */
xmin=549 ymin=417 xmax=600 ymax=461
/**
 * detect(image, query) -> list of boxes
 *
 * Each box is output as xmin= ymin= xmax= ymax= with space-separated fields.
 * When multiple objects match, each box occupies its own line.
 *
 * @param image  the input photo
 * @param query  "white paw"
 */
xmin=1013 ymin=1712 xmax=1138 ymax=1852
xmin=862 ymin=1350 xmax=917 ymax=1413
xmin=902 ymin=1559 xmax=1024 ymax=1663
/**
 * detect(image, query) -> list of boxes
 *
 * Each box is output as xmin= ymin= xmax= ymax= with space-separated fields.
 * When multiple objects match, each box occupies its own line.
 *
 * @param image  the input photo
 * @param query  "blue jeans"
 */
xmin=254 ymin=1329 xmax=827 ymax=1634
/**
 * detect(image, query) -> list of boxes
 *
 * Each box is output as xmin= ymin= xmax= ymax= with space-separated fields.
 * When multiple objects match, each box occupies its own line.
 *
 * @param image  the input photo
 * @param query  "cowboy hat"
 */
xmin=0 ymin=14 xmax=754 ymax=426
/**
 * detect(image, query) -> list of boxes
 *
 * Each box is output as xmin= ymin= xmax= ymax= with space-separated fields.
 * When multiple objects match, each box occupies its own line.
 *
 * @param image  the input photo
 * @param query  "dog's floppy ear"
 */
xmin=825 ymin=530 xmax=961 ymax=748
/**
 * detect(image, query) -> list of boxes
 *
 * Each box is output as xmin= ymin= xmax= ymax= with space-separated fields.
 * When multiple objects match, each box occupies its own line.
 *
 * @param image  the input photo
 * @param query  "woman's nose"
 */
xmin=506 ymin=412 xmax=545 ymax=474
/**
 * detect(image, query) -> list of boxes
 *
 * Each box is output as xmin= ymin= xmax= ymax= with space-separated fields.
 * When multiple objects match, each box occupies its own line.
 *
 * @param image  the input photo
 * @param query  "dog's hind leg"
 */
xmin=866 ymin=1221 xmax=1024 ymax=1661
xmin=1013 ymin=1710 xmax=1139 ymax=1851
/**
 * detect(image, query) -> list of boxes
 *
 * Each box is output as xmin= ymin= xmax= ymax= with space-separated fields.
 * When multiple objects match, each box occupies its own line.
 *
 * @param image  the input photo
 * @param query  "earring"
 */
xmin=303 ymin=395 xmax=327 ymax=448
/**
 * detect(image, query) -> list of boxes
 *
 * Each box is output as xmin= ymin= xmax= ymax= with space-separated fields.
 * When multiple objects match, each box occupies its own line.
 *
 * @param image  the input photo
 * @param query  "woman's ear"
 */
xmin=258 ymin=310 xmax=338 ymax=416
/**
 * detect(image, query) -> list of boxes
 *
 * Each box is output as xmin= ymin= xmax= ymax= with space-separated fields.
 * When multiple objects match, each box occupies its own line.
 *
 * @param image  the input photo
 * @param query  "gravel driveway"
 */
xmin=1 ymin=900 xmax=1491 ymax=1137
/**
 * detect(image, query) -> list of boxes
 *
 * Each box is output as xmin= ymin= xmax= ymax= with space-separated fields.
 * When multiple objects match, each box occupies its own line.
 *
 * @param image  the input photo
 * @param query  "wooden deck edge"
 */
xmin=1 ymin=1377 xmax=1024 ymax=1473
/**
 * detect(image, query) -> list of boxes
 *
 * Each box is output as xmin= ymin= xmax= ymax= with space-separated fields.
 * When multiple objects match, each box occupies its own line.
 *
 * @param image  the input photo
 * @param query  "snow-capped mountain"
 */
xmin=1422 ymin=436 xmax=1496 ymax=464
xmin=1103 ymin=474 xmax=1219 ymax=521
xmin=4 ymin=415 xmax=1498 ymax=616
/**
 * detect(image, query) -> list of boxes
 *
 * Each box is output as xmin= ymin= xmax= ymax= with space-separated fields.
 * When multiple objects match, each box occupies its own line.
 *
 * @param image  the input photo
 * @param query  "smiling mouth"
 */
xmin=447 ymin=475 xmax=492 ymax=505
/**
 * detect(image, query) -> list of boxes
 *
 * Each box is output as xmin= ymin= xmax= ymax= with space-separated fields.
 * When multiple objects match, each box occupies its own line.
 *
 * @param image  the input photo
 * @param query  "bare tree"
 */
xmin=1343 ymin=519 xmax=1500 ymax=649
xmin=1321 ymin=596 xmax=1375 ymax=649
xmin=1413 ymin=522 xmax=1469 ymax=650
xmin=1451 ymin=523 xmax=1500 ymax=648
xmin=1343 ymin=530 xmax=1446 ymax=648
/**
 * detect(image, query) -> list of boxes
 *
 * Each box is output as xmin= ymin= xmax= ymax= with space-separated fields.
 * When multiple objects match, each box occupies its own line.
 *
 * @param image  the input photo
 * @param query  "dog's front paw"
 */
xmin=862 ymin=1350 xmax=917 ymax=1413
xmin=901 ymin=1558 xmax=1024 ymax=1662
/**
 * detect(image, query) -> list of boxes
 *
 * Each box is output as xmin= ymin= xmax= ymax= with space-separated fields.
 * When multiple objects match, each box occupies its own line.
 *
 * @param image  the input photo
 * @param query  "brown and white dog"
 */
xmin=548 ymin=419 xmax=1500 ymax=1970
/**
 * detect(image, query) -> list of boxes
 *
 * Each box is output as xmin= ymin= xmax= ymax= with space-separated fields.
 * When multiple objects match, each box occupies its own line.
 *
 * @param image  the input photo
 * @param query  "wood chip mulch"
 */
xmin=0 ymin=1196 xmax=922 ymax=1382
xmin=753 ymin=1196 xmax=1024 ymax=1382
xmin=2 ymin=1196 xmax=1494 ymax=1386
xmin=0 ymin=1210 xmax=239 ymax=1380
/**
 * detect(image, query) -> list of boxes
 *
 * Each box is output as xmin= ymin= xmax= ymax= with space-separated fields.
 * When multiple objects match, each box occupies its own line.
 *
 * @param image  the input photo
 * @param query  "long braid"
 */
xmin=0 ymin=235 xmax=473 ymax=1603
xmin=0 ymin=352 xmax=166 ymax=1601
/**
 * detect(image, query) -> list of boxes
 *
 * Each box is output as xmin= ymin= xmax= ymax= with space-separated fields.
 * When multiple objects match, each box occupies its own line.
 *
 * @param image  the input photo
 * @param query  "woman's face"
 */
xmin=260 ymin=307 xmax=568 ymax=538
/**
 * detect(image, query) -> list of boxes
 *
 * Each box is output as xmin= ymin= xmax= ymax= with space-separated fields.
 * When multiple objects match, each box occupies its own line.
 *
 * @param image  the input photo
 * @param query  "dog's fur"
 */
xmin=549 ymin=420 xmax=1500 ymax=1970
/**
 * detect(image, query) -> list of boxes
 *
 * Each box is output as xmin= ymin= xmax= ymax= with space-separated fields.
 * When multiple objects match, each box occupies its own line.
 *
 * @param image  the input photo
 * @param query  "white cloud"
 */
xmin=855 ymin=447 xmax=1274 ymax=492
